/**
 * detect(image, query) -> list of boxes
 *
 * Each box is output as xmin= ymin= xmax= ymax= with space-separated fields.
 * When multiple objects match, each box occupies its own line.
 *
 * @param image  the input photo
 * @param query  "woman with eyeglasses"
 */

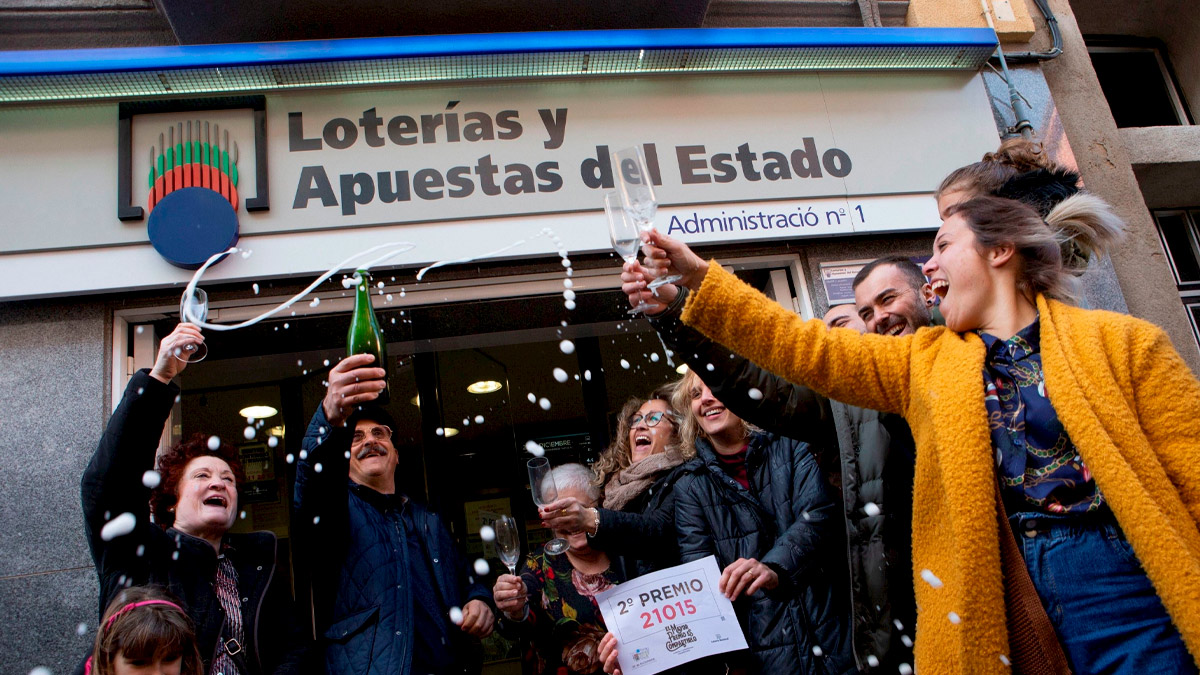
xmin=600 ymin=369 xmax=854 ymax=675
xmin=540 ymin=384 xmax=692 ymax=579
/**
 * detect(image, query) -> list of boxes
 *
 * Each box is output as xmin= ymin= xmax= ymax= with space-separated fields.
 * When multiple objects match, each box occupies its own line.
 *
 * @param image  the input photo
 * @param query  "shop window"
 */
xmin=1153 ymin=209 xmax=1200 ymax=348
xmin=1086 ymin=38 xmax=1193 ymax=128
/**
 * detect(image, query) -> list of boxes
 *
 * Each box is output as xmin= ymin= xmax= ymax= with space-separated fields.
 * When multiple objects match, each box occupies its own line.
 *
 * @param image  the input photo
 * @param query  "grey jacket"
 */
xmin=648 ymin=290 xmax=916 ymax=672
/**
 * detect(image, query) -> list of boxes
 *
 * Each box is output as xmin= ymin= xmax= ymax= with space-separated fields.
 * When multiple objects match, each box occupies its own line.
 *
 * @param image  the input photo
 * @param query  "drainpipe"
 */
xmin=980 ymin=0 xmax=1034 ymax=139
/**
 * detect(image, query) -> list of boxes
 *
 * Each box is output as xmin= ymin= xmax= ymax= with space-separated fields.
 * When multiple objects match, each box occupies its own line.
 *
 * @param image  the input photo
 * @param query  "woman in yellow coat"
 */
xmin=627 ymin=195 xmax=1200 ymax=674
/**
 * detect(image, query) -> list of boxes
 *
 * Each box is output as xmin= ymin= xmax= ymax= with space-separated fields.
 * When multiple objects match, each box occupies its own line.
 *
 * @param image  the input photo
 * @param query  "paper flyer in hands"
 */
xmin=596 ymin=556 xmax=748 ymax=675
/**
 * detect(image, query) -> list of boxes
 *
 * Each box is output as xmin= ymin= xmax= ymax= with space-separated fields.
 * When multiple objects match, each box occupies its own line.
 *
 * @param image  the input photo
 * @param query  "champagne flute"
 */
xmin=494 ymin=514 xmax=522 ymax=575
xmin=606 ymin=191 xmax=657 ymax=315
xmin=176 ymin=287 xmax=209 ymax=363
xmin=527 ymin=457 xmax=569 ymax=555
xmin=612 ymin=146 xmax=681 ymax=289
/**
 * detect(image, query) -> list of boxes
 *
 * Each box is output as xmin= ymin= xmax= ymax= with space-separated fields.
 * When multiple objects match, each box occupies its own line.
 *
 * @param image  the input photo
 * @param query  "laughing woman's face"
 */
xmin=628 ymin=399 xmax=675 ymax=464
xmin=922 ymin=213 xmax=995 ymax=333
xmin=172 ymin=455 xmax=237 ymax=539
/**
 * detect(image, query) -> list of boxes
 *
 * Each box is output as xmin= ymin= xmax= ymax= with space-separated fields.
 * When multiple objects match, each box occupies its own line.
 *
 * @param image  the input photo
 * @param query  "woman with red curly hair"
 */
xmin=81 ymin=322 xmax=308 ymax=675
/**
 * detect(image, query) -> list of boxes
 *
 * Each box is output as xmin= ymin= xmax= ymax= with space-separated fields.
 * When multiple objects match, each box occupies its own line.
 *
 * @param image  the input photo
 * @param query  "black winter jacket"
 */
xmin=674 ymin=433 xmax=855 ymax=675
xmin=650 ymin=293 xmax=916 ymax=671
xmin=589 ymin=464 xmax=690 ymax=580
xmin=294 ymin=406 xmax=492 ymax=675
xmin=81 ymin=370 xmax=308 ymax=675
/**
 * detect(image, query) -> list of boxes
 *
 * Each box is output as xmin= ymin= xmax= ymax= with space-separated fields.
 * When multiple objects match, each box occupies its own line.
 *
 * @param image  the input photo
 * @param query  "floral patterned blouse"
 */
xmin=981 ymin=316 xmax=1105 ymax=515
xmin=502 ymin=550 xmax=624 ymax=675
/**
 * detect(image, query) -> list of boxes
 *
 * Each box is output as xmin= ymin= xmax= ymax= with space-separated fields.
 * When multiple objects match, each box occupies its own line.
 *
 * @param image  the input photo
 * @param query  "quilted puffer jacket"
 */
xmin=674 ymin=432 xmax=855 ymax=675
xmin=650 ymin=291 xmax=917 ymax=671
xmin=294 ymin=407 xmax=491 ymax=675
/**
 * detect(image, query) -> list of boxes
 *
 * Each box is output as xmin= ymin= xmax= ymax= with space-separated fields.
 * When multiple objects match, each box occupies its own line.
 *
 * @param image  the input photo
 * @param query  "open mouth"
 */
xmin=879 ymin=320 xmax=907 ymax=337
xmin=930 ymin=279 xmax=949 ymax=299
xmin=701 ymin=407 xmax=724 ymax=419
xmin=634 ymin=434 xmax=653 ymax=449
xmin=203 ymin=495 xmax=228 ymax=508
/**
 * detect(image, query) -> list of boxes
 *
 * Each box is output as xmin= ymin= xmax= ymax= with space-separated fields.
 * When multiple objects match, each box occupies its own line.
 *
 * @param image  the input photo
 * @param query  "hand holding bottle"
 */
xmin=322 ymin=354 xmax=386 ymax=427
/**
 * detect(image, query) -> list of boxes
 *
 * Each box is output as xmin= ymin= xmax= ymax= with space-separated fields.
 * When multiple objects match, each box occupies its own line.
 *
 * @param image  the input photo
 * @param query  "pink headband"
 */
xmin=104 ymin=599 xmax=185 ymax=631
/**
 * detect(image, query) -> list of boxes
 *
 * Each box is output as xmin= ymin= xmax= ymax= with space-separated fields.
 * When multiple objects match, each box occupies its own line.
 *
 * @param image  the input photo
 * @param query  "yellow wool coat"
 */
xmin=681 ymin=263 xmax=1200 ymax=674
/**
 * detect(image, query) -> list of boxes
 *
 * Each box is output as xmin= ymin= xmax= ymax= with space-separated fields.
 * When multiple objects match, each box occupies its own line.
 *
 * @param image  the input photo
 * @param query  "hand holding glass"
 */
xmin=527 ymin=457 xmax=570 ymax=555
xmin=176 ymin=288 xmax=209 ymax=363
xmin=612 ymin=146 xmax=681 ymax=289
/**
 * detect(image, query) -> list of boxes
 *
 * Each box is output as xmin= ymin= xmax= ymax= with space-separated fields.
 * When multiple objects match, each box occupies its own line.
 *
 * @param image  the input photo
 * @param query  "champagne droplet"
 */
xmin=100 ymin=513 xmax=137 ymax=541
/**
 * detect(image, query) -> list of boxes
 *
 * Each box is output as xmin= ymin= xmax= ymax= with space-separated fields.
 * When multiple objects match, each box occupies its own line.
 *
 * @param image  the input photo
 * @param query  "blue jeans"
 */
xmin=1011 ymin=512 xmax=1197 ymax=674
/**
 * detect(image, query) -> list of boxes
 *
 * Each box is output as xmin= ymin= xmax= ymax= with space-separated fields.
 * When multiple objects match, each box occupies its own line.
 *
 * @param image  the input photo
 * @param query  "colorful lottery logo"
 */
xmin=146 ymin=120 xmax=240 ymax=269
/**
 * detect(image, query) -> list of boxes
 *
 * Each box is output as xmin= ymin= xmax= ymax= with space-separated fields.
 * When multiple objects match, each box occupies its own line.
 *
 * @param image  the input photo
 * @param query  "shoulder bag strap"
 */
xmin=994 ymin=478 xmax=1073 ymax=674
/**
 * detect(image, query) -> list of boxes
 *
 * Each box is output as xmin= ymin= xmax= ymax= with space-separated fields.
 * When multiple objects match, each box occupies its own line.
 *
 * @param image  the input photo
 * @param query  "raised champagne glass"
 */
xmin=175 ymin=288 xmax=209 ymax=363
xmin=527 ymin=457 xmax=569 ymax=555
xmin=606 ymin=190 xmax=658 ymax=315
xmin=494 ymin=514 xmax=522 ymax=575
xmin=612 ymin=146 xmax=681 ymax=289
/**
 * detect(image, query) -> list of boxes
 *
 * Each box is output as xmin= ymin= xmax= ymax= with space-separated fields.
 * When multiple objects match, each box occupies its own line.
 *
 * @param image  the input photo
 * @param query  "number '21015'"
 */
xmin=637 ymin=599 xmax=697 ymax=628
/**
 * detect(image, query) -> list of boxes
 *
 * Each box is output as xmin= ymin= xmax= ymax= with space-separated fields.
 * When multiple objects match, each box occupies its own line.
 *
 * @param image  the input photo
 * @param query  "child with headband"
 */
xmin=86 ymin=587 xmax=204 ymax=675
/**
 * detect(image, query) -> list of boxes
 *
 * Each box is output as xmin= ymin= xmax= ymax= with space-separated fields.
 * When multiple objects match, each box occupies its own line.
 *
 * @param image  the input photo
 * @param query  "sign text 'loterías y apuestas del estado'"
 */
xmin=287 ymin=103 xmax=852 ymax=216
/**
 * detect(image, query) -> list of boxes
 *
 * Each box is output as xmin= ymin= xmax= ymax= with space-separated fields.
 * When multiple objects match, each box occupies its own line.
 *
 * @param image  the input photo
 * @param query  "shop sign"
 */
xmin=0 ymin=71 xmax=998 ymax=299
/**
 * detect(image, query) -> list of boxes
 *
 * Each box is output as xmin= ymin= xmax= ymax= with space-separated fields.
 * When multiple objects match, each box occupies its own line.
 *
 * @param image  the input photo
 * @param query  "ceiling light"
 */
xmin=239 ymin=405 xmax=278 ymax=419
xmin=411 ymin=394 xmax=420 ymax=407
xmin=676 ymin=364 xmax=689 ymax=375
xmin=467 ymin=380 xmax=503 ymax=394
xmin=442 ymin=427 xmax=459 ymax=437
xmin=268 ymin=426 xmax=285 ymax=437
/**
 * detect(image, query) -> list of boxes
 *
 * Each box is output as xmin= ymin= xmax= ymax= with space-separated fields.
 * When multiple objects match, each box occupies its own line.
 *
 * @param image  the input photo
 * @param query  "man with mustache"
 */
xmin=620 ymin=255 xmax=933 ymax=673
xmin=294 ymin=353 xmax=495 ymax=675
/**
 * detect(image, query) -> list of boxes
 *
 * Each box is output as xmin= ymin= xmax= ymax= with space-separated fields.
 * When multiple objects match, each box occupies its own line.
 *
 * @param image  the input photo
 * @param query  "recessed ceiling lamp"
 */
xmin=239 ymin=405 xmax=278 ymax=420
xmin=467 ymin=380 xmax=503 ymax=394
xmin=442 ymin=427 xmax=460 ymax=437
xmin=676 ymin=364 xmax=689 ymax=375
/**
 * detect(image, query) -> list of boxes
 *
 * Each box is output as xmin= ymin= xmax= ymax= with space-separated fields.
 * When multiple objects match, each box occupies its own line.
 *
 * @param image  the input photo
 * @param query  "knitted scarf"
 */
xmin=602 ymin=452 xmax=683 ymax=511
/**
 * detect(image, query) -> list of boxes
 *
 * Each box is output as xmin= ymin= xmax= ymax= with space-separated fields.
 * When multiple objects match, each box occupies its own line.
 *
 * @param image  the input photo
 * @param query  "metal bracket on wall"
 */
xmin=857 ymin=0 xmax=883 ymax=27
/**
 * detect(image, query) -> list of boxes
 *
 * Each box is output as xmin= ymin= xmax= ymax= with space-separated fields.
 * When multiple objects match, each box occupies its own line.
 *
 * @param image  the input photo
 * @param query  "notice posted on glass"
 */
xmin=596 ymin=556 xmax=747 ymax=675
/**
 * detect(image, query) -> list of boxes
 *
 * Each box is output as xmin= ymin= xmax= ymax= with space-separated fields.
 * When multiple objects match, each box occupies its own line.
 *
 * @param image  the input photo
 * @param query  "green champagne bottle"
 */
xmin=347 ymin=269 xmax=389 ymax=405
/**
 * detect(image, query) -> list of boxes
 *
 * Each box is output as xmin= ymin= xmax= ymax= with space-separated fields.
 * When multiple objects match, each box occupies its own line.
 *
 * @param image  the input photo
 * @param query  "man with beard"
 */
xmin=294 ymin=353 xmax=495 ymax=675
xmin=851 ymin=255 xmax=937 ymax=338
xmin=620 ymin=255 xmax=934 ymax=673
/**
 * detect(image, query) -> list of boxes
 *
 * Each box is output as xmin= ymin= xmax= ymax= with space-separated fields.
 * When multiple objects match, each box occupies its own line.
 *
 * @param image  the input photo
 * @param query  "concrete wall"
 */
xmin=906 ymin=0 xmax=1036 ymax=41
xmin=1036 ymin=0 xmax=1200 ymax=373
xmin=0 ymin=300 xmax=108 ymax=674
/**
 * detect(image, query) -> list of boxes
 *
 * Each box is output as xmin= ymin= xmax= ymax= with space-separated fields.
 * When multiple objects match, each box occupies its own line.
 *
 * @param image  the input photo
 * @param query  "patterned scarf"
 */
xmin=211 ymin=553 xmax=244 ymax=675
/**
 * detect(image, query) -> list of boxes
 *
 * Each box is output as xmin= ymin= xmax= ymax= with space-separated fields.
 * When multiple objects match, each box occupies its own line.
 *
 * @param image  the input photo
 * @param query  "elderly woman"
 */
xmin=540 ymin=385 xmax=690 ymax=578
xmin=81 ymin=322 xmax=306 ymax=675
xmin=633 ymin=193 xmax=1200 ymax=673
xmin=494 ymin=463 xmax=623 ymax=675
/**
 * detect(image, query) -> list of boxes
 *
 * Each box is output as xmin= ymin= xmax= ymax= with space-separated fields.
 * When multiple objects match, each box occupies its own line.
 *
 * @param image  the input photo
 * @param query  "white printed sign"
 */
xmin=0 ymin=70 xmax=998 ymax=299
xmin=596 ymin=556 xmax=747 ymax=675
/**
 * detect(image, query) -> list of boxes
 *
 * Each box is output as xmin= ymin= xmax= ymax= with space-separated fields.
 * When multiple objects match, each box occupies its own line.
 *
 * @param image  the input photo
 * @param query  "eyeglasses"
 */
xmin=630 ymin=411 xmax=673 ymax=427
xmin=351 ymin=425 xmax=393 ymax=446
